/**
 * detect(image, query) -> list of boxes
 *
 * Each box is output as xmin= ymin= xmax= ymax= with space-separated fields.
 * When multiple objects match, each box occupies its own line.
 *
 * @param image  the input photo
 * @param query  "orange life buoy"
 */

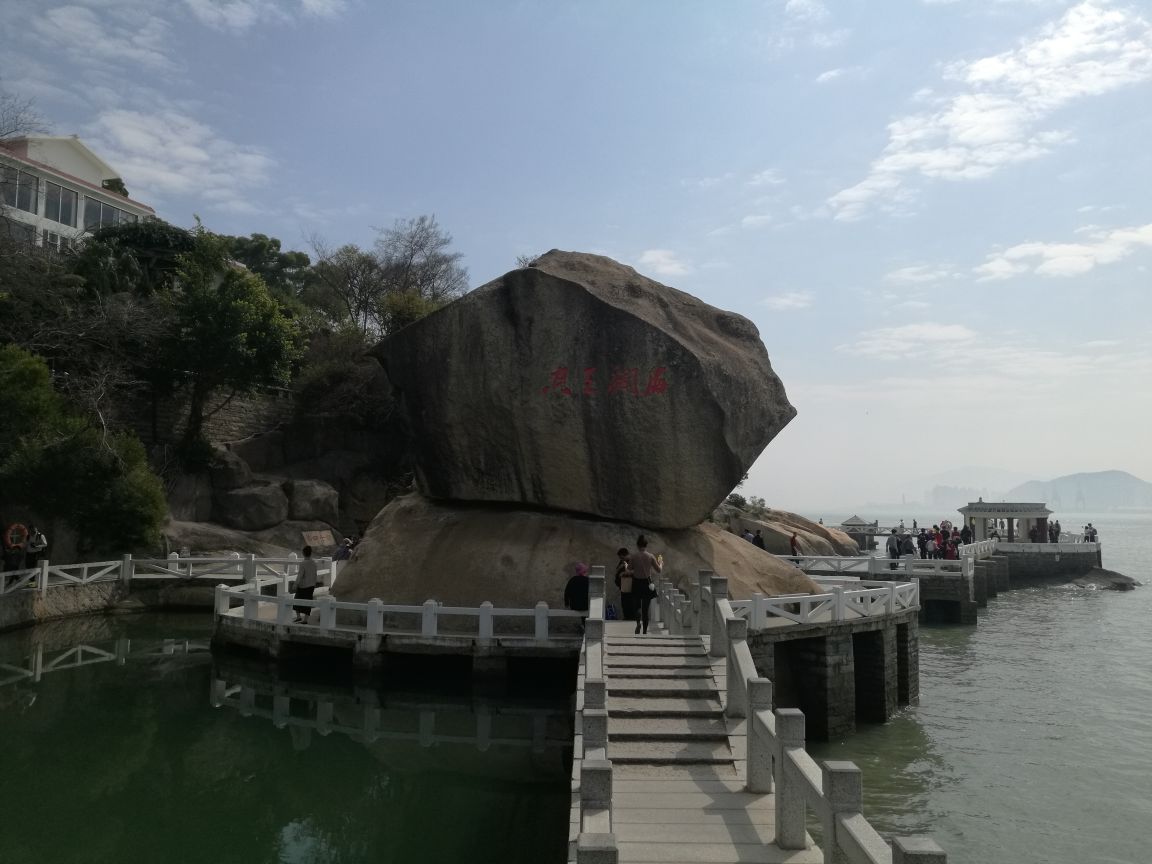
xmin=4 ymin=523 xmax=29 ymax=550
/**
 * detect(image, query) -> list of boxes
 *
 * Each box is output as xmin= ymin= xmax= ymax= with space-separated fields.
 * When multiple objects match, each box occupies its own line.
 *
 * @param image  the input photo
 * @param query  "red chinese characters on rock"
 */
xmin=541 ymin=366 xmax=669 ymax=397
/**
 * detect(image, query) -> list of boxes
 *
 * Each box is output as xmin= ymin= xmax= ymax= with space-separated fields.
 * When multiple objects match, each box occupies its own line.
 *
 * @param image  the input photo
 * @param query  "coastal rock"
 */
xmin=718 ymin=506 xmax=859 ymax=556
xmin=214 ymin=482 xmax=289 ymax=531
xmin=287 ymin=479 xmax=340 ymax=524
xmin=1071 ymin=567 xmax=1140 ymax=591
xmin=332 ymin=494 xmax=820 ymax=609
xmin=166 ymin=472 xmax=213 ymax=522
xmin=209 ymin=448 xmax=252 ymax=491
xmin=374 ymin=250 xmax=795 ymax=530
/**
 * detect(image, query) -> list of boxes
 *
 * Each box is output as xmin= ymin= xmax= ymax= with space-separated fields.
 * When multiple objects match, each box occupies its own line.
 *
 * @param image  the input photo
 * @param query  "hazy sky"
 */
xmin=3 ymin=0 xmax=1150 ymax=510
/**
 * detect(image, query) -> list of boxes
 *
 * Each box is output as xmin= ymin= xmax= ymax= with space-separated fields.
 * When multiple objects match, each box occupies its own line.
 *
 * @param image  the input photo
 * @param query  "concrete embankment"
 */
xmin=0 ymin=583 xmax=216 ymax=634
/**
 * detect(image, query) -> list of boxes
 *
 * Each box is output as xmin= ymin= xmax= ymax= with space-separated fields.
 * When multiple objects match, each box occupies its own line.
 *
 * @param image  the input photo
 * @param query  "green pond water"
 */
xmin=0 ymin=613 xmax=572 ymax=864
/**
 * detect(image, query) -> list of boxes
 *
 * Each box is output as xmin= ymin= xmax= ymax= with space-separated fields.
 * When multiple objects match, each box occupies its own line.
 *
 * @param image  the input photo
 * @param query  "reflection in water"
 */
xmin=0 ymin=614 xmax=572 ymax=864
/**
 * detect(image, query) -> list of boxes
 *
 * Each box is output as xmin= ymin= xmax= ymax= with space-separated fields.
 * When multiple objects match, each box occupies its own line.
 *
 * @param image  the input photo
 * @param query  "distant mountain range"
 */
xmin=1005 ymin=471 xmax=1152 ymax=511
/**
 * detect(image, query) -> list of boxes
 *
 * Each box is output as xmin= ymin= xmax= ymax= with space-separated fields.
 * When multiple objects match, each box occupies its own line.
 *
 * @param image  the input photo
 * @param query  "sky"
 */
xmin=2 ymin=0 xmax=1150 ymax=511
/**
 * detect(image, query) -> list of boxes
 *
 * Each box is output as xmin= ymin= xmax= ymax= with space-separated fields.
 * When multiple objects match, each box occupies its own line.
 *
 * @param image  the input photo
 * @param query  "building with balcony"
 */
xmin=0 ymin=135 xmax=155 ymax=250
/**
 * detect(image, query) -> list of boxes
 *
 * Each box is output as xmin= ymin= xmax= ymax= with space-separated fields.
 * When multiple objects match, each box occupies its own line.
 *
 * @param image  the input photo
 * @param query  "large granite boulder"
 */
xmin=214 ymin=482 xmax=289 ymax=531
xmin=375 ymin=250 xmax=795 ymax=530
xmin=288 ymin=479 xmax=340 ymax=524
xmin=332 ymin=494 xmax=820 ymax=609
xmin=718 ymin=506 xmax=860 ymax=557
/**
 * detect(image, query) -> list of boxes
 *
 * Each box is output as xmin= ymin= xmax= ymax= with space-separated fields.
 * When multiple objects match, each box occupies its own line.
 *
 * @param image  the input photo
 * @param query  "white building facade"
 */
xmin=0 ymin=135 xmax=155 ymax=250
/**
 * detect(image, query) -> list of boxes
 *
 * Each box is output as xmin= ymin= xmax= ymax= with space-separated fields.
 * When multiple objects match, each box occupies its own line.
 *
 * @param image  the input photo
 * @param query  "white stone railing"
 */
xmin=959 ymin=540 xmax=997 ymax=559
xmin=700 ymin=572 xmax=947 ymax=864
xmin=0 ymin=553 xmax=337 ymax=598
xmin=778 ymin=554 xmax=973 ymax=581
xmin=571 ymin=568 xmax=617 ymax=864
xmin=0 ymin=637 xmax=209 ymax=687
xmin=993 ymin=542 xmax=1099 ymax=554
xmin=730 ymin=581 xmax=920 ymax=628
xmin=215 ymin=578 xmax=583 ymax=640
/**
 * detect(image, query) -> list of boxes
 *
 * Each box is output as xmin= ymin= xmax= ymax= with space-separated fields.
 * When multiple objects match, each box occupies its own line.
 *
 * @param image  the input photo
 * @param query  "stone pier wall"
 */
xmin=748 ymin=610 xmax=918 ymax=741
xmin=0 ymin=583 xmax=216 ymax=634
xmin=917 ymin=574 xmax=978 ymax=625
xmin=1001 ymin=547 xmax=1099 ymax=583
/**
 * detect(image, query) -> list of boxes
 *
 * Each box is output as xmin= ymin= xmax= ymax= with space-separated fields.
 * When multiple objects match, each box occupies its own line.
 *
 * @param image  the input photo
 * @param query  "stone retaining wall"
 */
xmin=120 ymin=387 xmax=296 ymax=445
xmin=1002 ymin=547 xmax=1100 ymax=582
xmin=0 ymin=583 xmax=216 ymax=634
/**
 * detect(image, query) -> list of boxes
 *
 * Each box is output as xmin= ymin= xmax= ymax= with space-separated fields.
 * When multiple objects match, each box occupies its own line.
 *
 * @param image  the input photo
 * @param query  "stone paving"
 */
xmin=601 ymin=620 xmax=820 ymax=864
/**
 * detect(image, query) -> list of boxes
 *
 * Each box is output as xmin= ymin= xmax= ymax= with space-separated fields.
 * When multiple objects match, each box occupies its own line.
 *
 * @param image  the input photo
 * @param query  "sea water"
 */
xmin=0 ymin=613 xmax=571 ymax=864
xmin=810 ymin=511 xmax=1152 ymax=864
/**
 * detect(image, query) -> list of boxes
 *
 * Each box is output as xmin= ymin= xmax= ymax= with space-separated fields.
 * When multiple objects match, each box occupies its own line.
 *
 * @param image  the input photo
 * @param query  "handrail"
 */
xmin=0 ymin=553 xmax=336 ymax=598
xmin=695 ymin=571 xmax=947 ymax=862
xmin=572 ymin=568 xmax=617 ymax=863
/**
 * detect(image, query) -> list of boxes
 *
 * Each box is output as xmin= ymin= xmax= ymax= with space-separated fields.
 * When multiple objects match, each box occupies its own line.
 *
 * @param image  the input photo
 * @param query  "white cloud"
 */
xmin=31 ymin=5 xmax=173 ymax=71
xmin=976 ymin=223 xmax=1152 ymax=279
xmin=839 ymin=323 xmax=977 ymax=359
xmin=829 ymin=1 xmax=1152 ymax=220
xmin=784 ymin=0 xmax=829 ymax=22
xmin=748 ymin=168 xmax=785 ymax=187
xmin=815 ymin=68 xmax=845 ymax=83
xmin=183 ymin=0 xmax=345 ymax=31
xmin=741 ymin=213 xmax=774 ymax=228
xmin=761 ymin=290 xmax=813 ymax=310
xmin=637 ymin=249 xmax=690 ymax=277
xmin=86 ymin=109 xmax=274 ymax=212
xmin=884 ymin=264 xmax=957 ymax=284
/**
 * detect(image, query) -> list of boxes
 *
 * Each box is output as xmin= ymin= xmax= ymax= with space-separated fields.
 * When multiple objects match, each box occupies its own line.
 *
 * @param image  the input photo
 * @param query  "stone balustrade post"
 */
xmin=276 ymin=594 xmax=292 ymax=626
xmin=581 ymin=759 xmax=613 ymax=809
xmin=584 ymin=677 xmax=606 ymax=710
xmin=214 ymin=584 xmax=230 ymax=615
xmin=590 ymin=567 xmax=605 ymax=600
xmin=319 ymin=596 xmax=336 ymax=630
xmin=421 ymin=599 xmax=438 ymax=636
xmin=698 ymin=570 xmax=714 ymax=636
xmin=367 ymin=599 xmax=384 ymax=636
xmin=775 ymin=708 xmax=808 ymax=850
xmin=120 ymin=554 xmax=133 ymax=587
xmin=37 ymin=559 xmax=49 ymax=594
xmin=746 ymin=677 xmax=774 ymax=793
xmin=478 ymin=601 xmax=493 ymax=641
xmin=583 ymin=707 xmax=609 ymax=749
xmin=576 ymin=834 xmax=618 ymax=864
xmin=725 ymin=617 xmax=749 ymax=718
xmin=243 ymin=554 xmax=257 ymax=586
xmin=892 ymin=837 xmax=947 ymax=864
xmin=585 ymin=617 xmax=604 ymax=642
xmin=535 ymin=601 xmax=549 ymax=640
xmin=823 ymin=761 xmax=863 ymax=863
xmin=832 ymin=585 xmax=846 ymax=621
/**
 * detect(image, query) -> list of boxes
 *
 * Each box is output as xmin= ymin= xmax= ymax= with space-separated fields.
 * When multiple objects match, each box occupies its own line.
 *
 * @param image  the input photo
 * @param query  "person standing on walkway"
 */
xmin=789 ymin=532 xmax=800 ymax=556
xmin=629 ymin=535 xmax=661 ymax=635
xmin=886 ymin=528 xmax=901 ymax=571
xmin=293 ymin=545 xmax=319 ymax=623
xmin=752 ymin=530 xmax=766 ymax=550
xmin=565 ymin=562 xmax=591 ymax=631
xmin=25 ymin=526 xmax=47 ymax=568
xmin=614 ymin=547 xmax=634 ymax=623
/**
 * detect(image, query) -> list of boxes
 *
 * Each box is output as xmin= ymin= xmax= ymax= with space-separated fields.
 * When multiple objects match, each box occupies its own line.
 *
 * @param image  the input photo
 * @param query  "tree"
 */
xmin=71 ymin=220 xmax=195 ymax=296
xmin=375 ymin=215 xmax=468 ymax=303
xmin=169 ymin=229 xmax=301 ymax=446
xmin=0 ymin=345 xmax=167 ymax=555
xmin=308 ymin=242 xmax=386 ymax=337
xmin=0 ymin=87 xmax=44 ymax=143
xmin=219 ymin=232 xmax=313 ymax=304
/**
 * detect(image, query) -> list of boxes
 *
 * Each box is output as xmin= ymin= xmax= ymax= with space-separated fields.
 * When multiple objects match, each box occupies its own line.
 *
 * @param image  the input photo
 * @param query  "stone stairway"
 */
xmin=604 ymin=632 xmax=734 ymax=769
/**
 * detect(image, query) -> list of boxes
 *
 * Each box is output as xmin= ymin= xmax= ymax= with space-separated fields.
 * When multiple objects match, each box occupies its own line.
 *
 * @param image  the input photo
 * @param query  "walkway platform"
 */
xmin=587 ymin=621 xmax=820 ymax=864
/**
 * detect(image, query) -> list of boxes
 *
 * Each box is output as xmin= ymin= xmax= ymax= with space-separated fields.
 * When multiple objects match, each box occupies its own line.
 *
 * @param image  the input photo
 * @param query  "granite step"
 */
xmin=607 ymin=666 xmax=714 ymax=678
xmin=606 ymin=655 xmax=712 ymax=667
xmin=609 ymin=716 xmax=729 ymax=740
xmin=607 ymin=740 xmax=733 ymax=764
xmin=608 ymin=696 xmax=723 ymax=718
xmin=607 ymin=679 xmax=719 ymax=698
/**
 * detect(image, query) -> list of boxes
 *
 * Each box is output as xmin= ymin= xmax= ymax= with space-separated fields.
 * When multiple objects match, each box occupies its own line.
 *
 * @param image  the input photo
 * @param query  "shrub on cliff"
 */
xmin=0 ymin=345 xmax=166 ymax=555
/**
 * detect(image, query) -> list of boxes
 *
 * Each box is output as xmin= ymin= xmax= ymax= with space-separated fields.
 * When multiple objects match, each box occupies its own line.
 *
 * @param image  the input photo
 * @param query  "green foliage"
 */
xmin=726 ymin=493 xmax=748 ymax=509
xmin=376 ymin=290 xmax=444 ymax=337
xmin=172 ymin=229 xmax=301 ymax=444
xmin=219 ymin=232 xmax=312 ymax=302
xmin=294 ymin=326 xmax=393 ymax=424
xmin=71 ymin=220 xmax=195 ymax=296
xmin=0 ymin=346 xmax=166 ymax=555
xmin=101 ymin=177 xmax=129 ymax=197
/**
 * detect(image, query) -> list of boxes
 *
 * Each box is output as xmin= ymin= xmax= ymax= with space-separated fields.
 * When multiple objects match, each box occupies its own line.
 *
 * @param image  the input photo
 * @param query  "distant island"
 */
xmin=1005 ymin=470 xmax=1152 ymax=511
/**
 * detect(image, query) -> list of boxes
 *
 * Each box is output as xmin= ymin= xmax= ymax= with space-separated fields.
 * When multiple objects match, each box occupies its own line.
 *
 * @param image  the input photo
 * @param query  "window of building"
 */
xmin=1 ymin=167 xmax=39 ymax=214
xmin=41 ymin=229 xmax=73 ymax=253
xmin=45 ymin=182 xmax=78 ymax=227
xmin=83 ymin=197 xmax=138 ymax=230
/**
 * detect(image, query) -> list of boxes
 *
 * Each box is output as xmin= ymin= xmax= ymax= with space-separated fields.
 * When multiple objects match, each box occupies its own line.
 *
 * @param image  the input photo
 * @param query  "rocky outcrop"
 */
xmin=333 ymin=494 xmax=819 ymax=608
xmin=1071 ymin=567 xmax=1140 ymax=591
xmin=717 ymin=506 xmax=859 ymax=557
xmin=214 ymin=482 xmax=289 ymax=531
xmin=209 ymin=448 xmax=252 ymax=491
xmin=288 ymin=479 xmax=340 ymax=524
xmin=375 ymin=250 xmax=795 ymax=530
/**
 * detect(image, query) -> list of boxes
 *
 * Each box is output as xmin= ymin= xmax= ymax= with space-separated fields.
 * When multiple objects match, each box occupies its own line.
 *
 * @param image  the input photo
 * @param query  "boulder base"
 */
xmin=332 ymin=494 xmax=819 ymax=609
xmin=214 ymin=482 xmax=289 ymax=531
xmin=288 ymin=479 xmax=340 ymax=524
xmin=375 ymin=250 xmax=795 ymax=529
